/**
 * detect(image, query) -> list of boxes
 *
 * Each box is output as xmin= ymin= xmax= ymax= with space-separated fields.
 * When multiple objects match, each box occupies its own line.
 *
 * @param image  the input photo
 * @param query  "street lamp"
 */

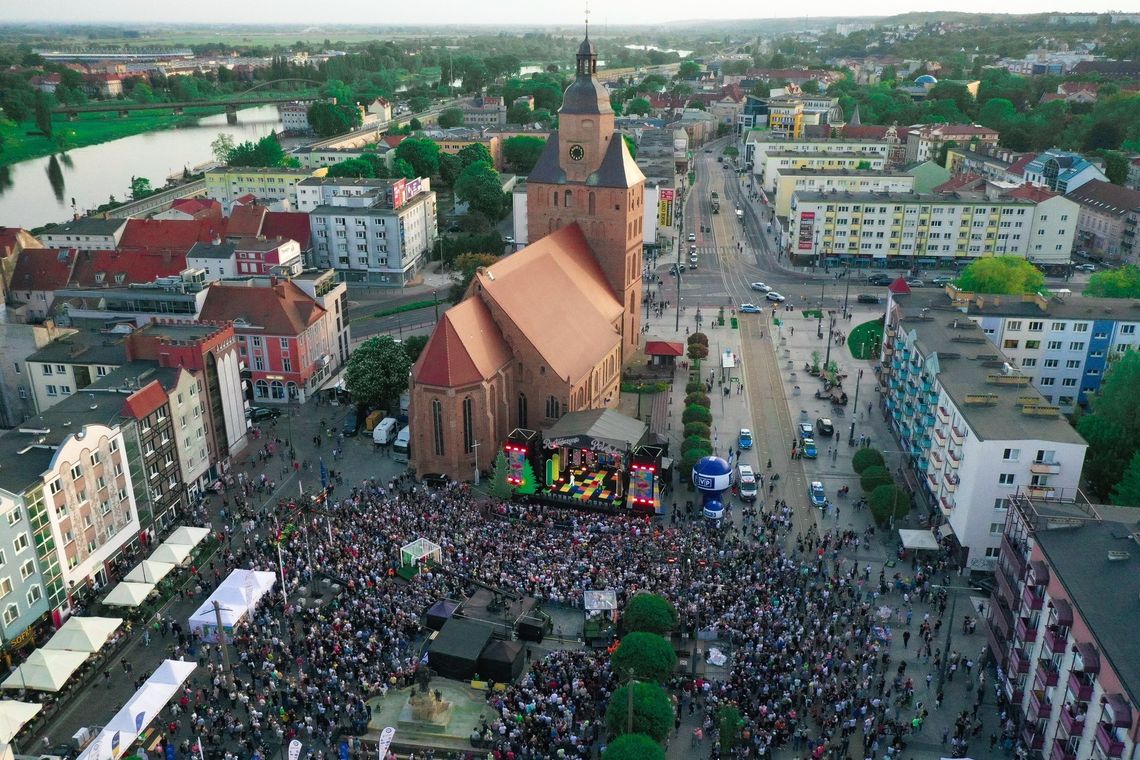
xmin=817 ymin=280 xmax=826 ymax=339
xmin=848 ymin=368 xmax=864 ymax=445
xmin=472 ymin=441 xmax=481 ymax=485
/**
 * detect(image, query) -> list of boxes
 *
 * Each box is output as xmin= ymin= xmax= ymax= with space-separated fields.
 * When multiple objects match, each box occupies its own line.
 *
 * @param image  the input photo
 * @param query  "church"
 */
xmin=408 ymin=35 xmax=647 ymax=480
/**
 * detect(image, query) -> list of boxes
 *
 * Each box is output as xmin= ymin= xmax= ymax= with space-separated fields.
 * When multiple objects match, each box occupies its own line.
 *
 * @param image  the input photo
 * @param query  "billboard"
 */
xmin=404 ymin=177 xmax=423 ymax=202
xmin=798 ymin=211 xmax=816 ymax=251
xmin=390 ymin=178 xmax=408 ymax=209
xmin=657 ymin=188 xmax=674 ymax=228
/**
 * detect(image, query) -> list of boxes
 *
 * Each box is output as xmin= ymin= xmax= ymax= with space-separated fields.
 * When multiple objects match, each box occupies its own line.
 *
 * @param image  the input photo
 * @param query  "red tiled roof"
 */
xmin=120 ymin=380 xmax=168 ymax=420
xmin=225 ymin=204 xmax=268 ymax=237
xmin=10 ymin=248 xmax=77 ymax=292
xmin=119 ymin=218 xmax=221 ymax=255
xmin=199 ymin=280 xmax=326 ymax=336
xmin=842 ymin=125 xmax=890 ymax=140
xmin=1038 ymin=93 xmax=1066 ymax=104
xmin=233 ymin=194 xmax=257 ymax=205
xmin=413 ymin=297 xmax=510 ymax=387
xmin=934 ymin=172 xmax=985 ymax=193
xmin=262 ymin=212 xmax=311 ymax=251
xmin=644 ymin=340 xmax=684 ymax=357
xmin=1059 ymin=82 xmax=1099 ymax=95
xmin=1006 ymin=153 xmax=1037 ymax=177
xmin=70 ymin=249 xmax=187 ymax=288
xmin=169 ymin=198 xmax=222 ymax=219
xmin=1006 ymin=185 xmax=1057 ymax=203
xmin=382 ymin=135 xmax=407 ymax=149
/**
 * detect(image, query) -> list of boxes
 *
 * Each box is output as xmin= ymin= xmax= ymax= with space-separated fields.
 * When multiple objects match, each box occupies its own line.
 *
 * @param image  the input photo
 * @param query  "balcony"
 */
xmin=1002 ymin=534 xmax=1028 ymax=576
xmin=996 ymin=562 xmax=1017 ymax=605
xmin=946 ymin=449 xmax=961 ymax=469
xmin=1059 ymin=706 xmax=1087 ymax=737
xmin=1036 ymin=661 xmax=1060 ymax=689
xmin=1067 ymin=672 xmax=1093 ymax=701
xmin=944 ymin=472 xmax=959 ymax=492
xmin=1050 ymin=738 xmax=1077 ymax=760
xmin=1043 ymin=626 xmax=1068 ymax=656
xmin=937 ymin=405 xmax=950 ymax=423
xmin=1031 ymin=461 xmax=1062 ymax=475
xmin=1027 ymin=486 xmax=1058 ymax=499
xmin=1096 ymin=723 xmax=1125 ymax=757
xmin=951 ymin=425 xmax=965 ymax=445
xmin=1022 ymin=724 xmax=1045 ymax=751
xmin=1030 ymin=689 xmax=1054 ymax=720
xmin=1022 ymin=584 xmax=1045 ymax=611
xmin=1015 ymin=616 xmax=1037 ymax=642
xmin=939 ymin=494 xmax=955 ymax=514
xmin=930 ymin=450 xmax=944 ymax=468
xmin=992 ymin=600 xmax=1014 ymax=639
xmin=1010 ymin=647 xmax=1030 ymax=673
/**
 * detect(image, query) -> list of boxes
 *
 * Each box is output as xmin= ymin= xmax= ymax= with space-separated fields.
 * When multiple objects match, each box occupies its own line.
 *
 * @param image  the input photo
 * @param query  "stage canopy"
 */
xmin=429 ymin=618 xmax=493 ymax=681
xmin=425 ymin=599 xmax=461 ymax=631
xmin=188 ymin=569 xmax=276 ymax=643
xmin=0 ymin=700 xmax=42 ymax=743
xmin=103 ymin=582 xmax=155 ymax=608
xmin=543 ymin=408 xmax=648 ymax=452
xmin=44 ymin=616 xmax=122 ymax=653
xmin=1 ymin=649 xmax=89 ymax=692
xmin=164 ymin=526 xmax=210 ymax=547
xmin=899 ymin=529 xmax=940 ymax=551
xmin=400 ymin=538 xmax=442 ymax=568
xmin=477 ymin=639 xmax=525 ymax=683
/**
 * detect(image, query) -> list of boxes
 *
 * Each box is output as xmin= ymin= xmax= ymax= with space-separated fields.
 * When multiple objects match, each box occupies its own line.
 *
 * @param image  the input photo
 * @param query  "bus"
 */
xmin=392 ymin=426 xmax=411 ymax=463
xmin=711 ymin=191 xmax=720 ymax=213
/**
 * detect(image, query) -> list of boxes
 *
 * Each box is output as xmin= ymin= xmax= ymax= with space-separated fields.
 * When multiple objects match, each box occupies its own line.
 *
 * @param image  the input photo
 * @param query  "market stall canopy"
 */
xmin=148 ymin=542 xmax=192 ymax=565
xmin=187 ymin=570 xmax=276 ymax=643
xmin=44 ymin=616 xmax=122 ymax=653
xmin=125 ymin=560 xmax=175 ymax=584
xmin=103 ymin=582 xmax=155 ymax=608
xmin=0 ymin=700 xmax=42 ymax=742
xmin=1 ymin=649 xmax=89 ymax=692
xmin=163 ymin=526 xmax=210 ymax=547
xmin=898 ymin=529 xmax=940 ymax=552
xmin=542 ymin=408 xmax=648 ymax=452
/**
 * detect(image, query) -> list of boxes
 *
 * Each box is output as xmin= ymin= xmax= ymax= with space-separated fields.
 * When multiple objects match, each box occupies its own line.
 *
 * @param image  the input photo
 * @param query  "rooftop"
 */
xmin=27 ymin=330 xmax=128 ymax=367
xmin=794 ymin=190 xmax=1037 ymax=206
xmin=1034 ymin=520 xmax=1140 ymax=706
xmin=764 ymin=150 xmax=888 ymax=158
xmin=41 ymin=218 xmax=127 ymax=237
xmin=892 ymin=297 xmax=1086 ymax=445
xmin=1065 ymin=179 xmax=1140 ymax=216
xmin=904 ymin=288 xmax=1140 ymax=323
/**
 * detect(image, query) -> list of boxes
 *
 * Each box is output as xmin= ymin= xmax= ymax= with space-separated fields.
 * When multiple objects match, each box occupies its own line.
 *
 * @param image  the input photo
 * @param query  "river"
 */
xmin=0 ymin=105 xmax=284 ymax=230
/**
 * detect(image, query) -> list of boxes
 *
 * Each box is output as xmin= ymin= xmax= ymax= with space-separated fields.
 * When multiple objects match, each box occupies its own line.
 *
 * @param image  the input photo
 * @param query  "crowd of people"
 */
xmin=131 ymin=448 xmax=1015 ymax=760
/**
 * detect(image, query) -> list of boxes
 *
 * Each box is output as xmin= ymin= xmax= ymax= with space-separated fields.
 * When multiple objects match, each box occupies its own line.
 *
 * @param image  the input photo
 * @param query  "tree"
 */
xmin=626 ymin=97 xmax=651 ymax=116
xmin=1077 ymin=350 xmax=1140 ymax=499
xmin=605 ymin=682 xmax=673 ymax=742
xmin=408 ymin=96 xmax=430 ymax=113
xmin=956 ymin=256 xmax=1044 ymax=295
xmin=502 ymin=135 xmax=546 ymax=174
xmin=488 ymin=450 xmax=514 ymax=500
xmin=678 ymin=61 xmax=702 ymax=79
xmin=455 ymin=161 xmax=506 ymax=219
xmin=211 ymin=133 xmax=235 ymax=164
xmin=392 ymin=157 xmax=417 ymax=180
xmin=506 ymin=101 xmax=533 ymax=124
xmin=869 ymin=484 xmax=910 ymax=526
xmin=326 ymin=158 xmax=377 ymax=178
xmin=623 ymin=135 xmax=638 ymax=159
xmin=323 ymin=79 xmax=355 ymax=106
xmin=395 ymin=137 xmax=440 ymax=178
xmin=685 ymin=100 xmax=706 ymax=111
xmin=687 ymin=332 xmax=708 ymax=346
xmin=851 ymin=448 xmax=886 ymax=474
xmin=438 ymin=107 xmax=464 ymax=129
xmin=457 ymin=142 xmax=494 ymax=169
xmin=131 ymin=82 xmax=156 ymax=103
xmin=859 ymin=465 xmax=893 ymax=493
xmin=611 ymin=633 xmax=677 ymax=683
xmin=33 ymin=92 xmax=53 ymax=137
xmin=129 ymin=176 xmax=153 ymax=200
xmin=1085 ymin=266 xmax=1140 ymax=298
xmin=1102 ymin=150 xmax=1129 ymax=185
xmin=1110 ymin=451 xmax=1140 ymax=508
xmin=602 ymin=734 xmax=664 ymax=760
xmin=438 ymin=153 xmax=464 ymax=186
xmin=681 ymin=405 xmax=711 ymax=426
xmin=717 ymin=705 xmax=745 ymax=752
xmin=448 ymin=252 xmax=500 ymax=303
xmin=403 ymin=335 xmax=430 ymax=363
xmin=344 ymin=336 xmax=412 ymax=409
xmin=307 ymin=102 xmax=362 ymax=137
xmin=226 ymin=134 xmax=287 ymax=168
xmin=687 ymin=341 xmax=709 ymax=365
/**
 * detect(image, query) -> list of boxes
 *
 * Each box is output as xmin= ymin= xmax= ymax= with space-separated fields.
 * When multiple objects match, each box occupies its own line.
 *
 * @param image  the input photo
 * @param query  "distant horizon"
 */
xmin=0 ymin=2 xmax=1129 ymax=28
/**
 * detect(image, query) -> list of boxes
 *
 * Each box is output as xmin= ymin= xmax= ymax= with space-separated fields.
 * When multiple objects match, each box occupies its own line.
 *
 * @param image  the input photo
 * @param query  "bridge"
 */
xmin=52 ymin=79 xmax=326 ymax=124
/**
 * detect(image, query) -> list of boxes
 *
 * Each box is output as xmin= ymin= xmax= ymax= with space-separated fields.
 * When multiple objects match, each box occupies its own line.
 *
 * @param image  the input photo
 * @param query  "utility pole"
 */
xmin=212 ymin=600 xmax=234 ymax=689
xmin=842 ymin=264 xmax=851 ymax=317
xmin=817 ymin=280 xmax=825 ymax=338
xmin=849 ymin=368 xmax=863 ymax=445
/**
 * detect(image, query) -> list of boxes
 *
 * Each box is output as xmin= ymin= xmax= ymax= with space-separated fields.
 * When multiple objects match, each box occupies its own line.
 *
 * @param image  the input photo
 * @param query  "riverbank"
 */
xmin=0 ymin=106 xmax=231 ymax=168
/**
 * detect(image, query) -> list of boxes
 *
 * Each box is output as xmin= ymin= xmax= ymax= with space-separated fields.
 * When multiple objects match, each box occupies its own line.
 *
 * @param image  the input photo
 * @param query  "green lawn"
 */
xmin=848 ymin=317 xmax=886 ymax=360
xmin=0 ymin=107 xmax=228 ymax=167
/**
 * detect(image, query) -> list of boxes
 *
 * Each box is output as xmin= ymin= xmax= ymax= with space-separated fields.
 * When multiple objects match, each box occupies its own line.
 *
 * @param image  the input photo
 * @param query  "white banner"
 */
xmin=377 ymin=727 xmax=396 ymax=759
xmin=288 ymin=740 xmax=302 ymax=760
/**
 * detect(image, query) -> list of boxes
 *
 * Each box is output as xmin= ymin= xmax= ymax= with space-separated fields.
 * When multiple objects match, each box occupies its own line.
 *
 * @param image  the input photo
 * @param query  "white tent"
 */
xmin=148 ymin=542 xmax=192 ymax=565
xmin=44 ymin=616 xmax=123 ymax=653
xmin=103 ymin=582 xmax=155 ymax=608
xmin=125 ymin=560 xmax=175 ymax=584
xmin=163 ymin=526 xmax=210 ymax=547
xmin=898 ymin=528 xmax=940 ymax=552
xmin=1 ymin=649 xmax=89 ymax=692
xmin=0 ymin=700 xmax=42 ymax=743
xmin=187 ymin=569 xmax=276 ymax=643
xmin=76 ymin=659 xmax=196 ymax=760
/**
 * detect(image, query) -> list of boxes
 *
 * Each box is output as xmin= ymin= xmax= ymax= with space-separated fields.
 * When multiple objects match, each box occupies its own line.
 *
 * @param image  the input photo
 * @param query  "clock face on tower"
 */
xmin=568 ymin=144 xmax=585 ymax=161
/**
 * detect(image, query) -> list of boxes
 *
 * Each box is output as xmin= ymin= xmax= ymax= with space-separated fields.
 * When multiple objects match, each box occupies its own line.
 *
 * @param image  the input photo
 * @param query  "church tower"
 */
xmin=526 ymin=34 xmax=646 ymax=361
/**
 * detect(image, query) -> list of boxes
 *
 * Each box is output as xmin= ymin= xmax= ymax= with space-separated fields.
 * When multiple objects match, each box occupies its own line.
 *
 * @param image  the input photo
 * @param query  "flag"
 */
xmin=288 ymin=740 xmax=302 ymax=760
xmin=134 ymin=711 xmax=146 ymax=733
xmin=376 ymin=728 xmax=396 ymax=759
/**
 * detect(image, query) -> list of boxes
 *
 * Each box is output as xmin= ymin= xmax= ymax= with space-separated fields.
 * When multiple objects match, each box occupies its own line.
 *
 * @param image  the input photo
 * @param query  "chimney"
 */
xmin=212 ymin=234 xmax=221 ymax=246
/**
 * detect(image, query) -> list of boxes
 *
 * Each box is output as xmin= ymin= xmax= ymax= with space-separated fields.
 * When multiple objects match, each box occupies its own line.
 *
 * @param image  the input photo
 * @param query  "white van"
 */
xmin=372 ymin=417 xmax=398 ymax=446
xmin=392 ymin=426 xmax=411 ymax=463
xmin=737 ymin=464 xmax=758 ymax=502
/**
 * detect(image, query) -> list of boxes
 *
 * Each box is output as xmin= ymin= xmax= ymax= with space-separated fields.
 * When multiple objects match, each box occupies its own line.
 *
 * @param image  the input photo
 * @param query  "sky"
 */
xmin=6 ymin=0 xmax=1129 ymax=27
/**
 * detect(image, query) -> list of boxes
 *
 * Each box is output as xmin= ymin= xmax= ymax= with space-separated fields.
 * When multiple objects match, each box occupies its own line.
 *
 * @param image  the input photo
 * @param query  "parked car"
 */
xmin=750 ymin=282 xmax=771 ymax=292
xmin=867 ymin=274 xmax=892 ymax=286
xmin=798 ymin=422 xmax=814 ymax=440
xmin=766 ymin=291 xmax=786 ymax=302
xmin=801 ymin=438 xmax=818 ymax=458
xmin=809 ymin=481 xmax=827 ymax=507
xmin=246 ymin=407 xmax=280 ymax=423
xmin=738 ymin=428 xmax=753 ymax=450
xmin=688 ymin=260 xmax=698 ymax=270
xmin=1074 ymin=263 xmax=1096 ymax=272
xmin=930 ymin=276 xmax=952 ymax=287
xmin=816 ymin=417 xmax=834 ymax=436
xmin=688 ymin=232 xmax=696 ymax=242
xmin=739 ymin=303 xmax=762 ymax=313
xmin=341 ymin=412 xmax=361 ymax=437
xmin=856 ymin=294 xmax=882 ymax=304
xmin=905 ymin=278 xmax=925 ymax=288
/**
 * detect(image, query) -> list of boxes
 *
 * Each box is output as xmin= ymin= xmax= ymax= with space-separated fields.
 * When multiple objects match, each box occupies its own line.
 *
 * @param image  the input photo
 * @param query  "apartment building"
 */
xmin=880 ymin=291 xmax=1087 ymax=567
xmin=186 ymin=237 xmax=304 ymax=279
xmin=1024 ymin=150 xmax=1106 ymax=194
xmin=771 ymin=169 xmax=914 ymax=218
xmin=757 ymin=151 xmax=889 ymax=193
xmin=25 ymin=331 xmax=129 ymax=415
xmin=37 ymin=218 xmax=127 ymax=251
xmin=0 ymin=489 xmax=51 ymax=653
xmin=308 ymin=178 xmax=437 ymax=286
xmin=904 ymin=123 xmax=1000 ymax=164
xmin=204 ymin=167 xmax=327 ymax=207
xmin=790 ymin=188 xmax=1077 ymax=267
xmin=278 ymin=102 xmax=311 ymax=133
xmin=461 ymin=96 xmax=507 ymax=128
xmin=1065 ymin=180 xmax=1140 ymax=263
xmin=986 ymin=490 xmax=1138 ymax=760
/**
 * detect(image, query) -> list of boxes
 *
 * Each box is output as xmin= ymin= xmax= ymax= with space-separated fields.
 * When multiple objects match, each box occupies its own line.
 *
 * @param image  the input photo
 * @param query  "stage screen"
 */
xmin=629 ymin=464 xmax=655 ymax=507
xmin=505 ymin=445 xmax=527 ymax=485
